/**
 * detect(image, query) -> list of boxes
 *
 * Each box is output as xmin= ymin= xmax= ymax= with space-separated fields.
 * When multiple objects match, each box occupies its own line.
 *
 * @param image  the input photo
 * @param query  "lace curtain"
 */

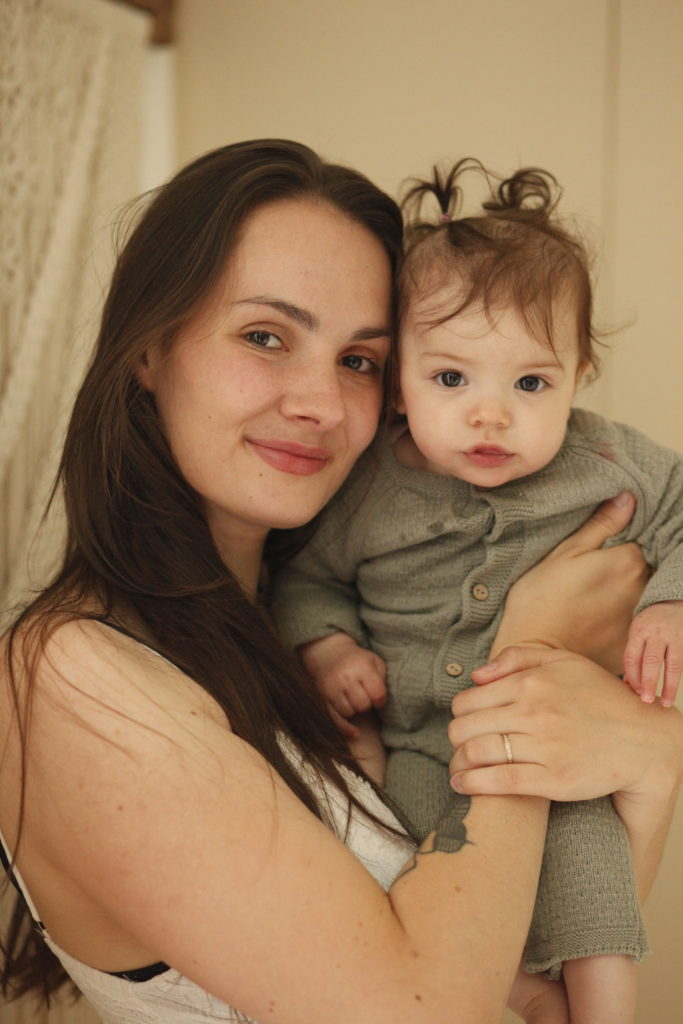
xmin=0 ymin=0 xmax=148 ymax=623
xmin=1 ymin=1 xmax=148 ymax=1017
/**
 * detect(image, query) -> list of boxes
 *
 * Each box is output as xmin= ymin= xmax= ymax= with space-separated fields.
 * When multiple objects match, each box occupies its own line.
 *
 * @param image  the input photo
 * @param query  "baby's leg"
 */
xmin=384 ymin=749 xmax=453 ymax=840
xmin=563 ymin=954 xmax=637 ymax=1024
xmin=524 ymin=799 xmax=647 ymax=978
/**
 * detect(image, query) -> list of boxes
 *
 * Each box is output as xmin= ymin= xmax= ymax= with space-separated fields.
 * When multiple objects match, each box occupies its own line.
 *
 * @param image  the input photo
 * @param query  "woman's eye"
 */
xmin=437 ymin=370 xmax=465 ymax=388
xmin=342 ymin=353 xmax=380 ymax=375
xmin=516 ymin=375 xmax=546 ymax=392
xmin=245 ymin=330 xmax=283 ymax=349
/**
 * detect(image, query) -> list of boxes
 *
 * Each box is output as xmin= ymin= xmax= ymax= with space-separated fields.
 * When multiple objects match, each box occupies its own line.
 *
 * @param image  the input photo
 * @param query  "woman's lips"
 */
xmin=246 ymin=438 xmax=331 ymax=476
xmin=464 ymin=446 xmax=513 ymax=468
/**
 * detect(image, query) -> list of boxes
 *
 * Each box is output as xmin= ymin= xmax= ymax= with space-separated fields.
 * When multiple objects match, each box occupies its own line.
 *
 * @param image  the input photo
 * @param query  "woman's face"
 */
xmin=140 ymin=198 xmax=392 ymax=562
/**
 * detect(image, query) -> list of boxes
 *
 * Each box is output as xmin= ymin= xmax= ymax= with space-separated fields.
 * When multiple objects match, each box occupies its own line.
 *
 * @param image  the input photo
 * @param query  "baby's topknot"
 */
xmin=401 ymin=160 xmax=562 ymax=248
xmin=398 ymin=158 xmax=601 ymax=378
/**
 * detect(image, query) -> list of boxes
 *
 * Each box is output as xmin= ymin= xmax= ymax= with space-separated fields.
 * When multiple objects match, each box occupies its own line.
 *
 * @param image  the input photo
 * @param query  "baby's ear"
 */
xmin=575 ymin=357 xmax=595 ymax=388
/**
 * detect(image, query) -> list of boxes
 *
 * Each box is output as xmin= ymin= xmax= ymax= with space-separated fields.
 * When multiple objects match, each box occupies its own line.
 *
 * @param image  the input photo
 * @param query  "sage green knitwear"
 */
xmin=273 ymin=408 xmax=683 ymax=973
xmin=384 ymin=750 xmax=648 ymax=976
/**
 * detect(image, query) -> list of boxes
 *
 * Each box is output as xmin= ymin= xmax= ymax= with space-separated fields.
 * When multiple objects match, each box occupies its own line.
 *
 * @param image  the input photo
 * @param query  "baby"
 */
xmin=272 ymin=160 xmax=683 ymax=1023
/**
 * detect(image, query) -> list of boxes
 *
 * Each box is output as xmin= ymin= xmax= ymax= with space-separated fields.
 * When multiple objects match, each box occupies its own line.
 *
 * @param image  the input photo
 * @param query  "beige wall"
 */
xmin=3 ymin=3 xmax=680 ymax=1023
xmin=174 ymin=1 xmax=683 ymax=1022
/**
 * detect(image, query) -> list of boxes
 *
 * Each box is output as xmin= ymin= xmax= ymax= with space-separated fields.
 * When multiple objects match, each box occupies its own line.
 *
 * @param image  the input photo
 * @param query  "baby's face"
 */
xmin=397 ymin=288 xmax=584 ymax=488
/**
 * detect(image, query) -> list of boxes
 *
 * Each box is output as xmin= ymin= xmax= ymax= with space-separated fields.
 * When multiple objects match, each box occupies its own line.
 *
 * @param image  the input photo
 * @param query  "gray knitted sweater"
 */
xmin=274 ymin=408 xmax=683 ymax=765
xmin=273 ymin=408 xmax=682 ymax=973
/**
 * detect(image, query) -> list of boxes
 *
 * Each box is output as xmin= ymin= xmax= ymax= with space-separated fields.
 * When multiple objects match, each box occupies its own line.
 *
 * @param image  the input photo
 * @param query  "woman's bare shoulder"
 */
xmin=2 ymin=615 xmax=231 ymax=746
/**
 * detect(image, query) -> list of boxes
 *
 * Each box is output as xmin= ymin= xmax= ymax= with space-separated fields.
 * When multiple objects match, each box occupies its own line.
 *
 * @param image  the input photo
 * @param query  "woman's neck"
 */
xmin=209 ymin=524 xmax=266 ymax=602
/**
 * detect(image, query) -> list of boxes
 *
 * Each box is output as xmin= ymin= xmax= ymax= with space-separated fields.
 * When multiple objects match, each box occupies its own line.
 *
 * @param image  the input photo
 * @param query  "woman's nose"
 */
xmin=280 ymin=363 xmax=346 ymax=430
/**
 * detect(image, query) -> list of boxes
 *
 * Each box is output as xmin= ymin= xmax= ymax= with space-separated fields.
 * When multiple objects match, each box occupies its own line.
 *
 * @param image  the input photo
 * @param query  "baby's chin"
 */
xmin=447 ymin=455 xmax=546 ymax=490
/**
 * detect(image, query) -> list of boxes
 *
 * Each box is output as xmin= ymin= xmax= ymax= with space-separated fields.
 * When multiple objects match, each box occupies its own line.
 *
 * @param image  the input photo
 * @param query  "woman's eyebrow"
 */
xmin=353 ymin=326 xmax=392 ymax=341
xmin=236 ymin=295 xmax=390 ymax=342
xmin=236 ymin=296 xmax=319 ymax=331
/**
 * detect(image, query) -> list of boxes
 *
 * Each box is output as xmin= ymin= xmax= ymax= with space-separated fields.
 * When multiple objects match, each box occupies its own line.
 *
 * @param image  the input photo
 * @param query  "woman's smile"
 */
xmin=245 ymin=437 xmax=332 ymax=476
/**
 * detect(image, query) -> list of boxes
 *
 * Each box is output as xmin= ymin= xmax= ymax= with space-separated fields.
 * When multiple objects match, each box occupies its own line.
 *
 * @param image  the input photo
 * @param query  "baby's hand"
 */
xmin=299 ymin=632 xmax=387 ymax=728
xmin=623 ymin=600 xmax=683 ymax=706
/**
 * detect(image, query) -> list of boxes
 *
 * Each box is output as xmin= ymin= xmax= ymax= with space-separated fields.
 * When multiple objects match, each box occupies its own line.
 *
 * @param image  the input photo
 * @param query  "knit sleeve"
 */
xmin=270 ymin=457 xmax=378 ymax=650
xmin=608 ymin=420 xmax=683 ymax=614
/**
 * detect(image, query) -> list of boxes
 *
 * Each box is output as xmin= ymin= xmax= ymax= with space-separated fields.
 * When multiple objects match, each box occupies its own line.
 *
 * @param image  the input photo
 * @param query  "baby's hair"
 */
xmin=400 ymin=158 xmax=601 ymax=376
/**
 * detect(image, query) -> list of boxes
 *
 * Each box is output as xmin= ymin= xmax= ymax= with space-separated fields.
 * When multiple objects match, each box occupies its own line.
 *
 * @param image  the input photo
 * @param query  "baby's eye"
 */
xmin=245 ymin=330 xmax=283 ymax=349
xmin=516 ymin=375 xmax=547 ymax=392
xmin=342 ymin=353 xmax=380 ymax=375
xmin=437 ymin=370 xmax=465 ymax=388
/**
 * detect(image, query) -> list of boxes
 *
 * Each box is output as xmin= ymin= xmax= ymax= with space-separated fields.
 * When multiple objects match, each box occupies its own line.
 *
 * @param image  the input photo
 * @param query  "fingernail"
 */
xmin=476 ymin=659 xmax=498 ymax=672
xmin=450 ymin=774 xmax=463 ymax=792
xmin=613 ymin=491 xmax=633 ymax=507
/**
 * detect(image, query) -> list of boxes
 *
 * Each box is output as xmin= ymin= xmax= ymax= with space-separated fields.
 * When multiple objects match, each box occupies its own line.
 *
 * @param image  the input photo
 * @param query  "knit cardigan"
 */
xmin=273 ymin=408 xmax=682 ymax=974
xmin=274 ymin=408 xmax=683 ymax=765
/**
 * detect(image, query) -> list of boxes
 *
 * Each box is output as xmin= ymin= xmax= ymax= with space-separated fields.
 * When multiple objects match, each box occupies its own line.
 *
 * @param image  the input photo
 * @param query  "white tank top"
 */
xmin=2 ymin=757 xmax=412 ymax=1024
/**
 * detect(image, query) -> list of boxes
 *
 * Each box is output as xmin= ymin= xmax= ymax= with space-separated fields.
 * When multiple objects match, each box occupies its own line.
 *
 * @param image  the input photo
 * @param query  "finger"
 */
xmin=639 ymin=638 xmax=666 ymax=703
xmin=661 ymin=649 xmax=683 ymax=707
xmin=622 ymin=635 xmax=644 ymax=694
xmin=451 ymin=680 xmax=518 ymax=720
xmin=327 ymin=704 xmax=359 ymax=739
xmin=450 ymin=763 xmax=554 ymax=798
xmin=362 ymin=668 xmax=388 ymax=706
xmin=471 ymin=644 xmax=558 ymax=685
xmin=450 ymin=732 xmax=530 ymax=773
xmin=348 ymin=687 xmax=374 ymax=715
xmin=449 ymin=703 xmax=530 ymax=749
xmin=335 ymin=690 xmax=360 ymax=719
xmin=552 ymin=492 xmax=636 ymax=556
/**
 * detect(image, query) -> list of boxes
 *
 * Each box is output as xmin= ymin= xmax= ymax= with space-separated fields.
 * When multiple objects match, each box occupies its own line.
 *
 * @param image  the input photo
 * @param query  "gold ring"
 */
xmin=501 ymin=733 xmax=513 ymax=764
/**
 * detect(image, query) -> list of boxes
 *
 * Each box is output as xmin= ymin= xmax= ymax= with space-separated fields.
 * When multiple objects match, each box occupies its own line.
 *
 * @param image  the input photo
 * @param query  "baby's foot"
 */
xmin=508 ymin=968 xmax=569 ymax=1024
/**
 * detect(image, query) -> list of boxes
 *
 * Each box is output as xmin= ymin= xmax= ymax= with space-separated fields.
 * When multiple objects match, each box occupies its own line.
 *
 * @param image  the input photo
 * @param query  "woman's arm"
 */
xmin=10 ymin=620 xmax=548 ymax=1024
xmin=493 ymin=492 xmax=650 ymax=669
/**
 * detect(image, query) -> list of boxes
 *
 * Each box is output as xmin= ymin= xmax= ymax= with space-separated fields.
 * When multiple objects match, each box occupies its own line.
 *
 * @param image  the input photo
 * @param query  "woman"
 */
xmin=1 ymin=139 xmax=681 ymax=1024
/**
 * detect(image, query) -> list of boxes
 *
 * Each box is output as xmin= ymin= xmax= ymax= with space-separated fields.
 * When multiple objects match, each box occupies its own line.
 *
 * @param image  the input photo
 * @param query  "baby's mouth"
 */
xmin=464 ymin=446 xmax=513 ymax=467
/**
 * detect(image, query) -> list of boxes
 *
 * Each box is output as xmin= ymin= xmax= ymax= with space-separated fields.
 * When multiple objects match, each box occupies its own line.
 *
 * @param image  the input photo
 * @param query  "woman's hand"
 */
xmin=449 ymin=645 xmax=681 ymax=800
xmin=494 ymin=492 xmax=650 ymax=672
xmin=448 ymin=644 xmax=683 ymax=895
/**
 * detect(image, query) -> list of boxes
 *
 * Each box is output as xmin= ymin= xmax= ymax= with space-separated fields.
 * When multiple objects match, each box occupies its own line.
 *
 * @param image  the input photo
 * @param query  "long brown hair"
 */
xmin=1 ymin=139 xmax=403 ymax=1003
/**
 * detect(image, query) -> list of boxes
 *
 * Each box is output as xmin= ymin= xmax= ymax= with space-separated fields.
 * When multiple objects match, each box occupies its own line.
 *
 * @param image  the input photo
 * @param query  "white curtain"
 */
xmin=0 ymin=0 xmax=148 ymax=622
xmin=1 ymin=1 xmax=148 ymax=1020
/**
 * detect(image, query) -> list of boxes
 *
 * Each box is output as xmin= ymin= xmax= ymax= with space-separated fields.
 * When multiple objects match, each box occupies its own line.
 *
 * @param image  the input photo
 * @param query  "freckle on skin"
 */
xmin=116 ymin=805 xmax=124 ymax=811
xmin=414 ymin=993 xmax=422 ymax=1001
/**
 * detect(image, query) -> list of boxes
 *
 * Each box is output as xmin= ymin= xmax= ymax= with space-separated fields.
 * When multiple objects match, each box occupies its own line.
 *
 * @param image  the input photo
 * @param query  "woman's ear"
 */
xmin=135 ymin=346 xmax=159 ymax=392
